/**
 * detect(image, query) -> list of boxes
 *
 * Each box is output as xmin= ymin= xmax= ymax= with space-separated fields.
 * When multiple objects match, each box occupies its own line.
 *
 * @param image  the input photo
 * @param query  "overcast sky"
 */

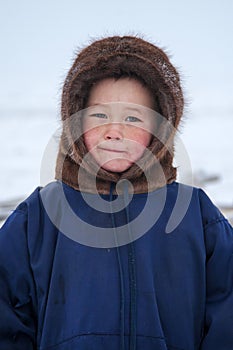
xmin=1 ymin=0 xmax=233 ymax=114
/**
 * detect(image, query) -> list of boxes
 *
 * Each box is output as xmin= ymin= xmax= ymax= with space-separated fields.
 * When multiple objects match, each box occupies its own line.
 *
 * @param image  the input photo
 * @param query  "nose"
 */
xmin=104 ymin=123 xmax=123 ymax=141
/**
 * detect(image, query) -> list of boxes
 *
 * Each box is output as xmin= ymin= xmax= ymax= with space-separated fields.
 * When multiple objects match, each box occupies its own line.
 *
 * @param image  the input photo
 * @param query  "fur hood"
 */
xmin=55 ymin=36 xmax=184 ymax=194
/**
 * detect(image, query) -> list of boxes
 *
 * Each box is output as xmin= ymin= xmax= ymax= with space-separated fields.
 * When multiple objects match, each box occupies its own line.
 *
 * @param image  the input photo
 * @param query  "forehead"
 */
xmin=87 ymin=77 xmax=154 ymax=110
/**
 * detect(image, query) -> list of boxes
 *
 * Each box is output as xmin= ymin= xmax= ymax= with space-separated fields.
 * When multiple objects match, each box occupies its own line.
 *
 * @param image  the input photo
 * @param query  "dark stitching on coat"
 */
xmin=204 ymin=217 xmax=227 ymax=230
xmin=14 ymin=209 xmax=27 ymax=215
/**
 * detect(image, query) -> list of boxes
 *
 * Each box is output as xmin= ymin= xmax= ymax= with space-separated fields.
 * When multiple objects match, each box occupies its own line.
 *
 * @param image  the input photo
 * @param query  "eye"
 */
xmin=125 ymin=116 xmax=142 ymax=122
xmin=90 ymin=113 xmax=108 ymax=119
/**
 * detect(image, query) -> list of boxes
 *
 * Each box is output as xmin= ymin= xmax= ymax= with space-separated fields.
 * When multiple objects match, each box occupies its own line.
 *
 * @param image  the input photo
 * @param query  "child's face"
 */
xmin=83 ymin=77 xmax=156 ymax=173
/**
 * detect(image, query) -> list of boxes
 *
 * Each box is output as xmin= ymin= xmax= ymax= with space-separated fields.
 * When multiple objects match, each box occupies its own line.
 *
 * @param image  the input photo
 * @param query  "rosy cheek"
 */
xmin=129 ymin=130 xmax=152 ymax=148
xmin=83 ymin=131 xmax=96 ymax=152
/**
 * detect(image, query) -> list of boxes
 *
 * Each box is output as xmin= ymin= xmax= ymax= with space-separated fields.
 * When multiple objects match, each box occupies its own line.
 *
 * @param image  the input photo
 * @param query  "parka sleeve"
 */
xmin=0 ymin=209 xmax=37 ymax=349
xmin=199 ymin=191 xmax=233 ymax=349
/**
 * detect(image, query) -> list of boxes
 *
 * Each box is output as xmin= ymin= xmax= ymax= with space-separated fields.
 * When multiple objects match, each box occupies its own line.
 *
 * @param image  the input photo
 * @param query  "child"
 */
xmin=0 ymin=35 xmax=232 ymax=350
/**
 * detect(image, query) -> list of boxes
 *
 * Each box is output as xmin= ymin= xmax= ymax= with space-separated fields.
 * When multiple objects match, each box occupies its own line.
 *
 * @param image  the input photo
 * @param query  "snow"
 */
xmin=176 ymin=108 xmax=233 ymax=207
xmin=0 ymin=109 xmax=59 ymax=201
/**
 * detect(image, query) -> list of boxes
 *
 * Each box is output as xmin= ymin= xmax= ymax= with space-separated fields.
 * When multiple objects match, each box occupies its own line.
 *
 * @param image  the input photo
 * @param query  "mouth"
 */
xmin=98 ymin=147 xmax=126 ymax=153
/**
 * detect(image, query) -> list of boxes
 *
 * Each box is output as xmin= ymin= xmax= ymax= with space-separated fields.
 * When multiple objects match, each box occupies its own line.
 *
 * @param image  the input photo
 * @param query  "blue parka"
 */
xmin=0 ymin=180 xmax=233 ymax=350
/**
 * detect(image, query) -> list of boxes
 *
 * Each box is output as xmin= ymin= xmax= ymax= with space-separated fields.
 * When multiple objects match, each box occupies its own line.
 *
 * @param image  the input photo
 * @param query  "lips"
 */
xmin=98 ymin=147 xmax=126 ymax=153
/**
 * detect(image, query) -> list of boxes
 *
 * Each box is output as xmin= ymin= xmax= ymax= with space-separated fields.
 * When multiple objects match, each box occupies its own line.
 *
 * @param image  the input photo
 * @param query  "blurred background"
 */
xmin=0 ymin=0 xmax=233 ymax=223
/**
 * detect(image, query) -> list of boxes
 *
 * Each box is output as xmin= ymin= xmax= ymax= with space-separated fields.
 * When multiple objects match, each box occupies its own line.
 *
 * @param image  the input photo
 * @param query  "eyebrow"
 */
xmin=124 ymin=106 xmax=143 ymax=115
xmin=86 ymin=103 xmax=109 ymax=109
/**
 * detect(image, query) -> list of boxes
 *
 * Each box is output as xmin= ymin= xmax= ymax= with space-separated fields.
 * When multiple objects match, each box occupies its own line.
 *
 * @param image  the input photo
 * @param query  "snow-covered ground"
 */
xmin=177 ymin=107 xmax=233 ymax=207
xmin=0 ymin=107 xmax=232 ymax=225
xmin=0 ymin=109 xmax=59 ymax=201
